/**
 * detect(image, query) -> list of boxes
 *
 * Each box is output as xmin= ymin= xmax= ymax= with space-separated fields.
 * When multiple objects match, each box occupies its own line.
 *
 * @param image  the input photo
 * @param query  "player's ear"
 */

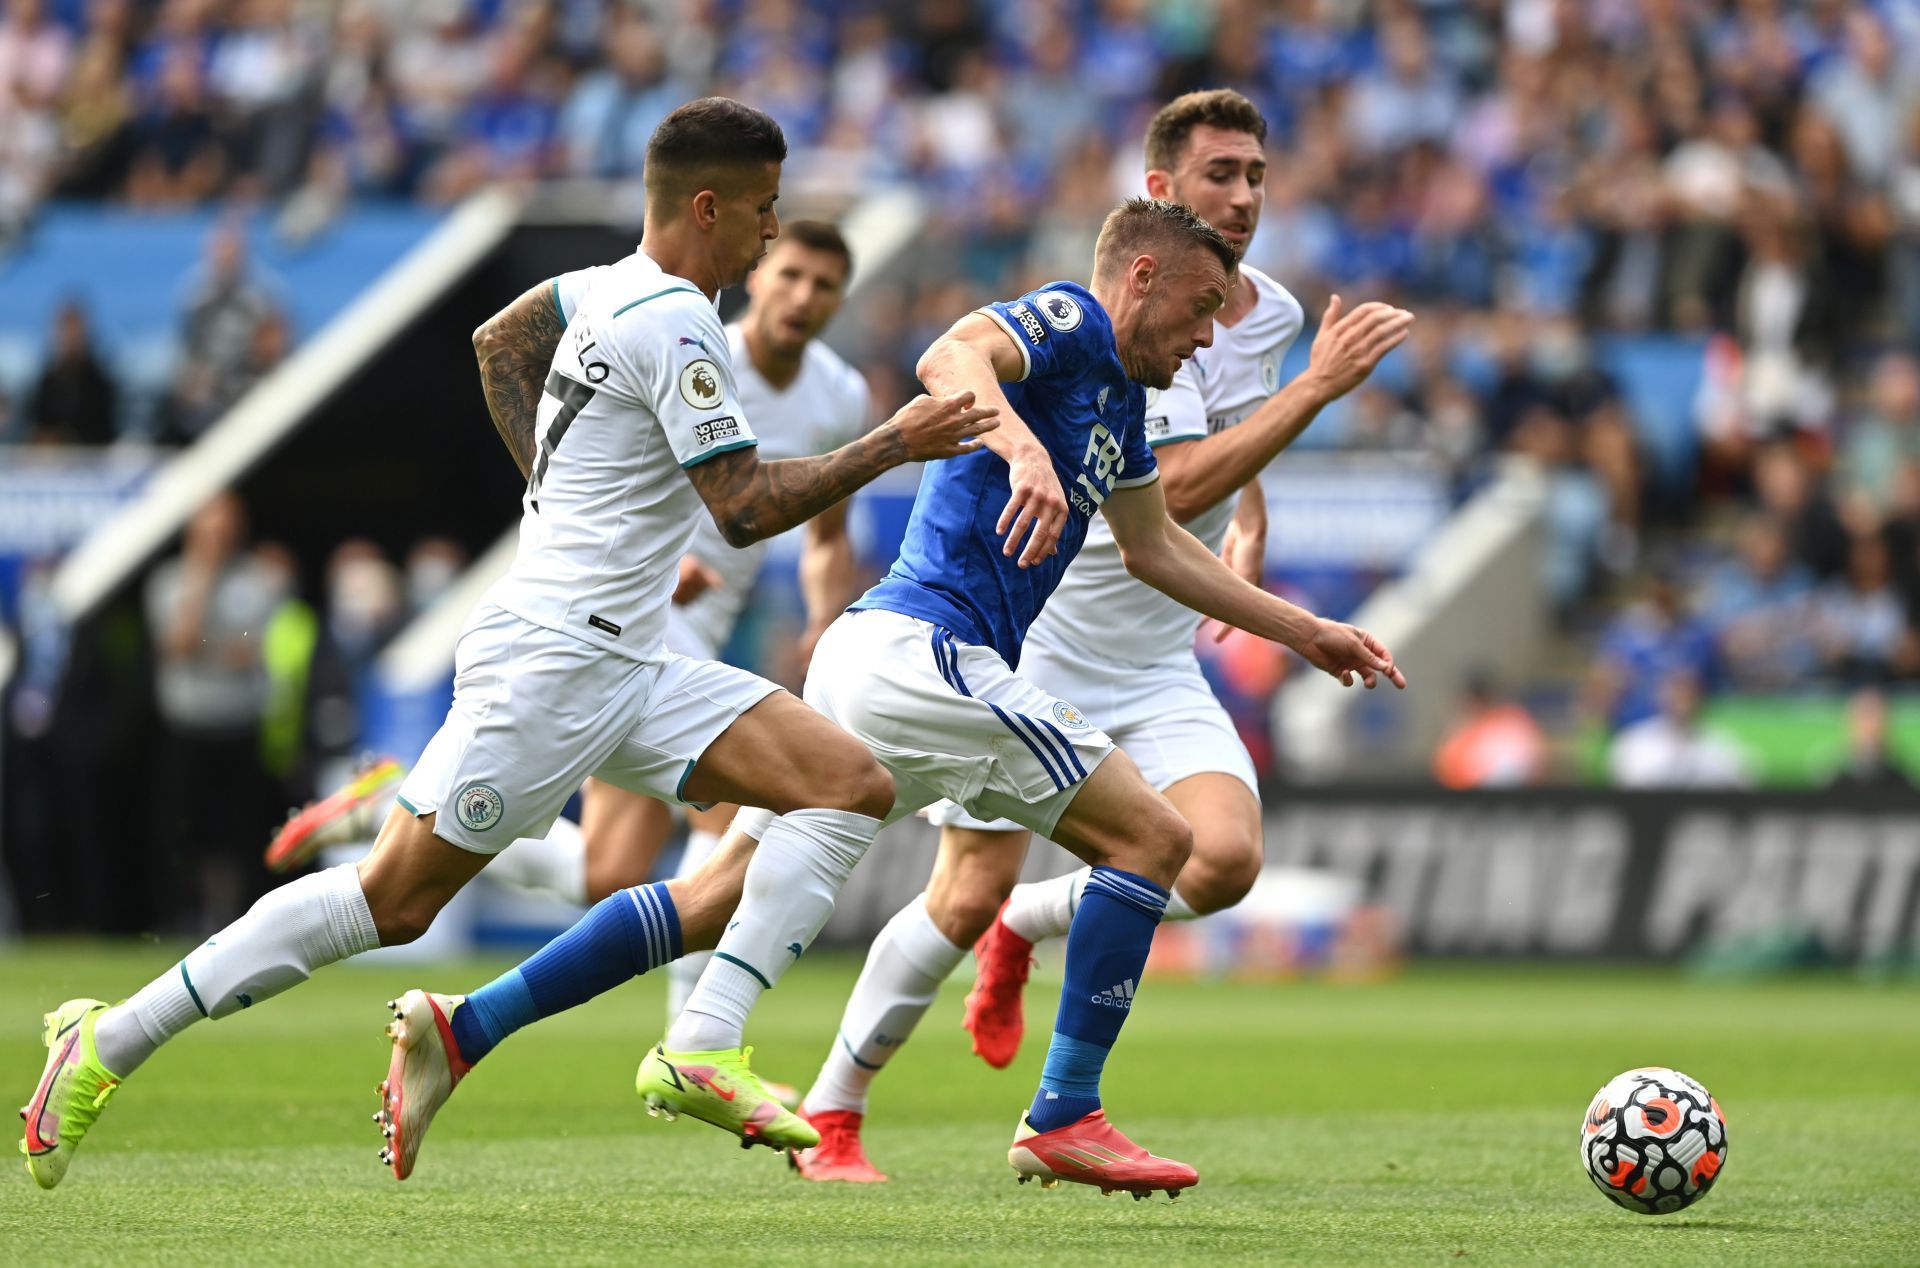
xmin=1144 ymin=168 xmax=1173 ymax=200
xmin=691 ymin=188 xmax=718 ymax=229
xmin=1130 ymin=253 xmax=1157 ymax=297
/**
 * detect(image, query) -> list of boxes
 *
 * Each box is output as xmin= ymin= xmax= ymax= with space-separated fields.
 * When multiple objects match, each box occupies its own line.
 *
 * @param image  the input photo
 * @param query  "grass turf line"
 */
xmin=1 ymin=944 xmax=1916 ymax=1265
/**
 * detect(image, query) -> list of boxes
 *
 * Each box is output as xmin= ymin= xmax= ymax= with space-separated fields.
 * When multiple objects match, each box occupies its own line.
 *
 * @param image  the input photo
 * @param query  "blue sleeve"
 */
xmin=979 ymin=285 xmax=1104 ymax=384
xmin=1113 ymin=391 xmax=1159 ymax=489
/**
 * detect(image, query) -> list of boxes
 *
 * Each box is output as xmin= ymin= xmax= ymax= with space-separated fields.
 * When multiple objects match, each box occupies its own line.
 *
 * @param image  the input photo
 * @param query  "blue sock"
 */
xmin=1027 ymin=866 xmax=1167 ymax=1133
xmin=450 ymin=882 xmax=682 ymax=1065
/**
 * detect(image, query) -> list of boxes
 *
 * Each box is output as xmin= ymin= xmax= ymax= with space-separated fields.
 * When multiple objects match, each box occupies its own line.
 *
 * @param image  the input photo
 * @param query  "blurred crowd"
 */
xmin=7 ymin=487 xmax=467 ymax=927
xmin=7 ymin=0 xmax=1920 ymax=789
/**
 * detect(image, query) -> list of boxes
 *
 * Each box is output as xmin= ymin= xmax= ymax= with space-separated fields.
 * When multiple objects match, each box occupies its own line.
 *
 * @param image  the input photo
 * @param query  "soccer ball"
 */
xmin=1580 ymin=1067 xmax=1727 ymax=1214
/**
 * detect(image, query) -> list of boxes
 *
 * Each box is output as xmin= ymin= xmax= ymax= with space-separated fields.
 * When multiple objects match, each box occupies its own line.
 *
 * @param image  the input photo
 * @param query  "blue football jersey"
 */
xmin=854 ymin=282 xmax=1160 ymax=665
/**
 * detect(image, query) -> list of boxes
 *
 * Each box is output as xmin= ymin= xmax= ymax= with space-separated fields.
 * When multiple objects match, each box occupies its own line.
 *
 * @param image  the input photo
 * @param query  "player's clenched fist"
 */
xmin=999 ymin=444 xmax=1068 ymax=568
xmin=1302 ymin=294 xmax=1415 ymax=401
xmin=885 ymin=391 xmax=999 ymax=462
xmin=1298 ymin=619 xmax=1407 ymax=690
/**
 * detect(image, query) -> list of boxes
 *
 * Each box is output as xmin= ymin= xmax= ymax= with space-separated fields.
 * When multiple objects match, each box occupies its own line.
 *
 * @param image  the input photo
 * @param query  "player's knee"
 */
xmin=1142 ymin=808 xmax=1194 ymax=881
xmin=928 ymin=878 xmax=1005 ymax=946
xmin=808 ymin=755 xmax=894 ymax=820
xmin=1180 ymin=831 xmax=1262 ymax=915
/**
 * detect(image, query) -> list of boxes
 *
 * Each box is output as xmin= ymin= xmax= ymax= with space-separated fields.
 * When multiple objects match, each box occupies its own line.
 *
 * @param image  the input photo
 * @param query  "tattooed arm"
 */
xmin=686 ymin=392 xmax=999 ymax=548
xmin=472 ymin=280 xmax=567 ymax=478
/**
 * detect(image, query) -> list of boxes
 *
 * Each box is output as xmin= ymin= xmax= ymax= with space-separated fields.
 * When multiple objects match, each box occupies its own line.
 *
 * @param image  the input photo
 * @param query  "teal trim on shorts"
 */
xmin=714 ymin=952 xmax=773 ymax=990
xmin=396 ymin=793 xmax=421 ymax=817
xmin=611 ymin=286 xmax=701 ymax=319
xmin=675 ymin=759 xmax=697 ymax=802
xmin=680 ymin=437 xmax=758 ymax=469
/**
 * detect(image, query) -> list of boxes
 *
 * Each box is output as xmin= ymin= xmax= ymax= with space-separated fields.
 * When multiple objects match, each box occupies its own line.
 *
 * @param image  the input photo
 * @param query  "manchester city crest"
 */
xmin=456 ymin=782 xmax=505 ymax=832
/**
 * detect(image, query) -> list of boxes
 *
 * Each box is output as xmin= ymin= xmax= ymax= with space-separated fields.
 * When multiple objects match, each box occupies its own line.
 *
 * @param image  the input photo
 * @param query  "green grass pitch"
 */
xmin=2 ymin=944 xmax=1916 ymax=1265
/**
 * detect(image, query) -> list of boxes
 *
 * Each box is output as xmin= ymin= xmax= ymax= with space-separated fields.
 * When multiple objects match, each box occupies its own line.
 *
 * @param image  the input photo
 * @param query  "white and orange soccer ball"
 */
xmin=1580 ymin=1067 xmax=1728 ymax=1214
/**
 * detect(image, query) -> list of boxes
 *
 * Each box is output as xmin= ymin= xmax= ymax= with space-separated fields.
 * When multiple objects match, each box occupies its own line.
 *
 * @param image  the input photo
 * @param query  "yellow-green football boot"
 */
xmin=20 ymin=999 xmax=122 ymax=1190
xmin=635 ymin=1044 xmax=818 ymax=1151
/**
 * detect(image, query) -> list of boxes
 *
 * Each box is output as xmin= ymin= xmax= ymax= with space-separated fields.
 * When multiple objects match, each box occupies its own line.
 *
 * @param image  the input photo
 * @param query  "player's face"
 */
xmin=745 ymin=242 xmax=849 ymax=356
xmin=1127 ymin=247 xmax=1230 ymax=389
xmin=1157 ymin=125 xmax=1266 ymax=254
xmin=714 ymin=162 xmax=783 ymax=288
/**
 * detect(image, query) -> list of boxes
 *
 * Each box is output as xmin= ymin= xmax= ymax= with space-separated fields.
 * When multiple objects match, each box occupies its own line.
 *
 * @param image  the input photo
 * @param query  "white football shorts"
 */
xmin=924 ymin=636 xmax=1258 ymax=833
xmin=398 ymin=604 xmax=778 ymax=853
xmin=735 ymin=608 xmax=1115 ymax=841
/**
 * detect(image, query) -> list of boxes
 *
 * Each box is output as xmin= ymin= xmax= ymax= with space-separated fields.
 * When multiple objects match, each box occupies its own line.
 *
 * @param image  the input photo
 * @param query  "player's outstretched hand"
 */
xmin=999 ymin=445 xmax=1068 ymax=568
xmin=1299 ymin=619 xmax=1407 ymax=690
xmin=1306 ymin=294 xmax=1415 ymax=401
xmin=672 ymin=555 xmax=724 ymax=605
xmin=888 ymin=391 xmax=999 ymax=462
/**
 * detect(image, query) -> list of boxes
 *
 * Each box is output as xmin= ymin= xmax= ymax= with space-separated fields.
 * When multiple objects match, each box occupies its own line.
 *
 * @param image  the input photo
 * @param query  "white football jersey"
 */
xmin=673 ymin=326 xmax=871 ymax=651
xmin=1024 ymin=264 xmax=1304 ymax=669
xmin=483 ymin=248 xmax=759 ymax=660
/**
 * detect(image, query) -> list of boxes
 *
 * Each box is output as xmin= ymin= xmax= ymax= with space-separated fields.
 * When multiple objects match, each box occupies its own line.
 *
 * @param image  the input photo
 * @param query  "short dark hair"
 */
xmin=644 ymin=97 xmax=787 ymax=203
xmin=1144 ymin=88 xmax=1268 ymax=171
xmin=777 ymin=219 xmax=854 ymax=281
xmin=1093 ymin=197 xmax=1239 ymax=282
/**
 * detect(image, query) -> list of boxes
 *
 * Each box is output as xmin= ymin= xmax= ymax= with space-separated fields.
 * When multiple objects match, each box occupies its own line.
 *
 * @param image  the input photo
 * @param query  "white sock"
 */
xmin=666 ymin=807 xmax=881 ymax=1052
xmin=1003 ymin=866 xmax=1198 ymax=944
xmin=487 ymin=816 xmax=588 ymax=906
xmin=93 ymin=864 xmax=380 ymax=1076
xmin=664 ymin=828 xmax=723 ymax=1018
xmin=804 ymin=893 xmax=965 ymax=1114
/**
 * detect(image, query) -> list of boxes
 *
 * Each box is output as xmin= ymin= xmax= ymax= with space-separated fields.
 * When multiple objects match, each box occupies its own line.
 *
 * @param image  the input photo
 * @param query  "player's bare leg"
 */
xmin=1007 ymin=751 xmax=1199 ymax=1198
xmin=791 ymin=826 xmax=1026 ymax=1181
xmin=374 ymin=819 xmax=762 ymax=1179
xmin=580 ymin=778 xmax=678 ymax=903
xmin=642 ymin=692 xmax=893 ymax=1149
xmin=663 ymin=799 xmax=745 ymax=1016
xmin=387 ymin=690 xmax=888 ymax=1170
xmin=26 ymin=806 xmax=483 ymax=1189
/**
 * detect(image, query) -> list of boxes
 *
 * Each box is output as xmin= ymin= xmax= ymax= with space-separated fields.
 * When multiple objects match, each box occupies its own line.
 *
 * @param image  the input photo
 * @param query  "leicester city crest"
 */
xmin=1051 ymin=701 xmax=1091 ymax=731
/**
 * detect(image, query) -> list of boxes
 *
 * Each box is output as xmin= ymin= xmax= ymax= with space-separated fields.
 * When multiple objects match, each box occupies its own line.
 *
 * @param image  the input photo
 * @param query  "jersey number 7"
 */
xmin=526 ymin=332 xmax=606 ymax=514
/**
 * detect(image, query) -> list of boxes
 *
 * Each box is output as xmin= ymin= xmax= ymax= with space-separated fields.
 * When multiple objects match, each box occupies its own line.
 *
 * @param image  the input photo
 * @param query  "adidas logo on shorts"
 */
xmin=1090 ymin=978 xmax=1136 ymax=1009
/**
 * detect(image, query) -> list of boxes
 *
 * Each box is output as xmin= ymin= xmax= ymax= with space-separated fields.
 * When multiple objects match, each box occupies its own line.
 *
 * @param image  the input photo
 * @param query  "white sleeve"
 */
xmin=1142 ymin=363 xmax=1207 ymax=448
xmin=550 ymin=267 xmax=604 ymax=325
xmin=604 ymin=293 xmax=759 ymax=469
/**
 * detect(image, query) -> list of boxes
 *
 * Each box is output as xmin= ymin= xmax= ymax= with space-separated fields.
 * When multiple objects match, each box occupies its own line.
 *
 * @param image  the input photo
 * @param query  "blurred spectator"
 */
xmin=1609 ymin=669 xmax=1753 ymax=789
xmin=1431 ymin=673 xmax=1548 ymax=789
xmin=324 ymin=538 xmax=402 ymax=678
xmin=1811 ymin=530 xmax=1917 ymax=685
xmin=403 ymin=535 xmax=466 ymax=614
xmin=24 ymin=299 xmax=118 ymax=445
xmin=559 ymin=12 xmax=679 ymax=179
xmin=144 ymin=491 xmax=278 ymax=925
xmin=0 ymin=0 xmax=71 ymax=111
xmin=1839 ymin=353 xmax=1920 ymax=515
xmin=1808 ymin=10 xmax=1909 ymax=187
xmin=1696 ymin=512 xmax=1817 ymax=690
xmin=124 ymin=46 xmax=226 ymax=205
xmin=1826 ymin=688 xmax=1912 ymax=789
xmin=163 ymin=223 xmax=281 ymax=444
xmin=1589 ymin=572 xmax=1717 ymax=732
